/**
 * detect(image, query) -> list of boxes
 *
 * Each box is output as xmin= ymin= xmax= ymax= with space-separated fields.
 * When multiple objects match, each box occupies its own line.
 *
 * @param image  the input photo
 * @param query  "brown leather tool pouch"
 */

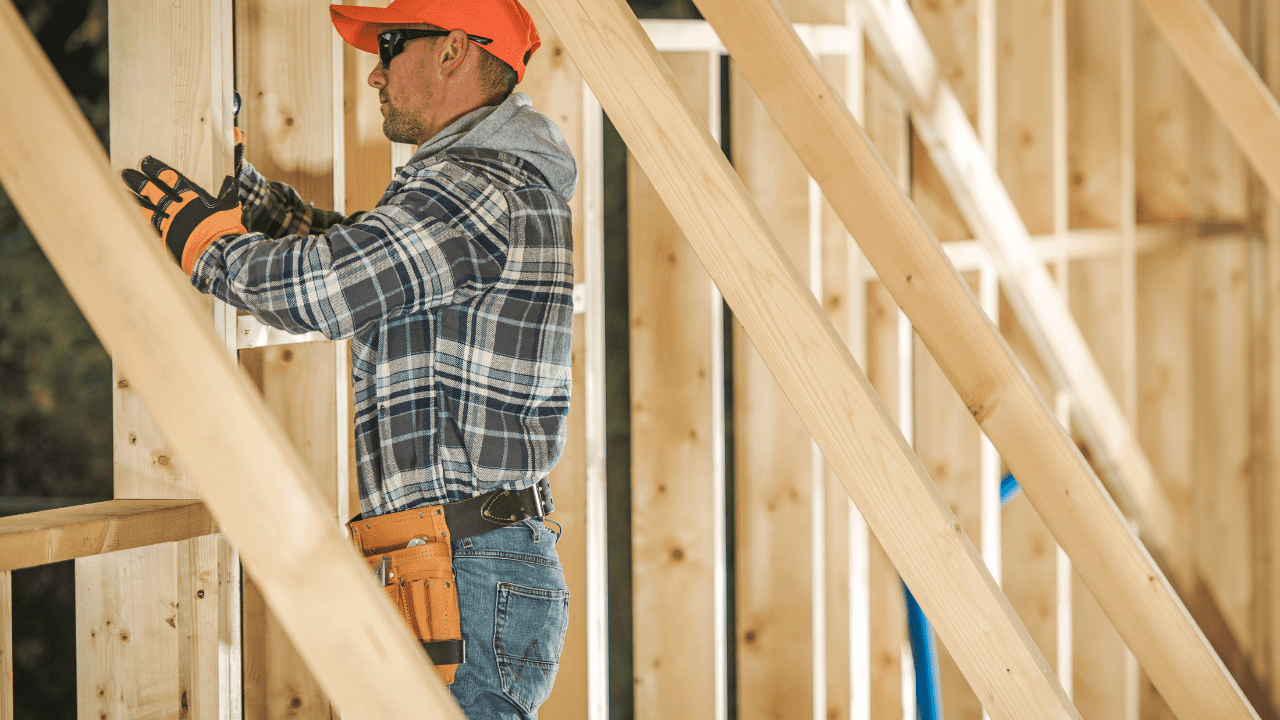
xmin=349 ymin=506 xmax=465 ymax=684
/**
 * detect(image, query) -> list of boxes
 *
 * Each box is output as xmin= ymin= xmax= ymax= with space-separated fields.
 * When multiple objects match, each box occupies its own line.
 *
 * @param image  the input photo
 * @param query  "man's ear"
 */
xmin=437 ymin=29 xmax=469 ymax=75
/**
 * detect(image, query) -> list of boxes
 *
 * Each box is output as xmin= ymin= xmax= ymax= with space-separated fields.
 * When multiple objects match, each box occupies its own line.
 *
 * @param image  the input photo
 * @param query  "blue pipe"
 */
xmin=1000 ymin=472 xmax=1021 ymax=507
xmin=903 ymin=473 xmax=1021 ymax=719
xmin=904 ymin=582 xmax=943 ymax=720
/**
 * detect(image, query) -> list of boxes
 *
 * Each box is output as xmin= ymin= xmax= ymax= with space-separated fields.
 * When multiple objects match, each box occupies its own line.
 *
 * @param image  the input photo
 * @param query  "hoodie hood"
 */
xmin=408 ymin=93 xmax=578 ymax=203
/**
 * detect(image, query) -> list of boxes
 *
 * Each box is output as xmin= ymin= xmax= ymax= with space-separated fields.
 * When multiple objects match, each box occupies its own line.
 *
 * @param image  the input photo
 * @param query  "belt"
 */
xmin=442 ymin=477 xmax=555 ymax=541
xmin=350 ymin=477 xmax=555 ymax=555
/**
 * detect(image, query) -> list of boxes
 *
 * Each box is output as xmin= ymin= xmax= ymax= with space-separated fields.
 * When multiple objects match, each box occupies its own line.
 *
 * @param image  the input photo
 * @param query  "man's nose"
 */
xmin=368 ymin=63 xmax=386 ymax=89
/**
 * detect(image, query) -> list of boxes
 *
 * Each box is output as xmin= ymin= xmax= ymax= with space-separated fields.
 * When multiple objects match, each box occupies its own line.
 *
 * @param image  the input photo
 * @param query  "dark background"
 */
xmin=2 ymin=0 xmax=705 ymax=718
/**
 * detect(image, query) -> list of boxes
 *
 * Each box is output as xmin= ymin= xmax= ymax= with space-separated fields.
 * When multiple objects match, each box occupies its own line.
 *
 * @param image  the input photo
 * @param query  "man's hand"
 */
xmin=121 ymin=157 xmax=247 ymax=275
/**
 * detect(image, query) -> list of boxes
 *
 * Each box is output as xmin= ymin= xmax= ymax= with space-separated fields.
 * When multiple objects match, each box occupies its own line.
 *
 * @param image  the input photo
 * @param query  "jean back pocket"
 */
xmin=494 ymin=582 xmax=570 ymax=713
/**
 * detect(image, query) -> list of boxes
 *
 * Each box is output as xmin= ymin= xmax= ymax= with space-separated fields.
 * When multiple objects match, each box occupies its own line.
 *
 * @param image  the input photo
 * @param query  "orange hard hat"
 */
xmin=330 ymin=0 xmax=540 ymax=82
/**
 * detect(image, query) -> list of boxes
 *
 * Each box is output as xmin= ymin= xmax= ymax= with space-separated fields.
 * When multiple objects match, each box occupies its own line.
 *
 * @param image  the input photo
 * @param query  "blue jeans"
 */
xmin=448 ymin=519 xmax=569 ymax=719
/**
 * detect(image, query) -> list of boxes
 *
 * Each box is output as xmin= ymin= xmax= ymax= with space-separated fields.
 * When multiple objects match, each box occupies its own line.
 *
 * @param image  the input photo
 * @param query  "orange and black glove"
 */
xmin=121 ymin=157 xmax=246 ymax=275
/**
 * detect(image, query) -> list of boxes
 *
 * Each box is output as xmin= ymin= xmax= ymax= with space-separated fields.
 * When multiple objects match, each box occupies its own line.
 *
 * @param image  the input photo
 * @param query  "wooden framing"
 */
xmin=0 ymin=4 xmax=470 ymax=718
xmin=0 ymin=501 xmax=217 ymax=571
xmin=5 ymin=0 xmax=1280 ymax=716
xmin=534 ymin=0 xmax=1080 ymax=716
xmin=628 ymin=50 xmax=725 ymax=720
xmin=685 ymin=0 xmax=1258 ymax=718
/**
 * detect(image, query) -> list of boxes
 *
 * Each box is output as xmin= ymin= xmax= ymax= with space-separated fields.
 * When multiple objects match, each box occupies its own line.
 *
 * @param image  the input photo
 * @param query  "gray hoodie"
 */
xmin=408 ymin=92 xmax=578 ymax=203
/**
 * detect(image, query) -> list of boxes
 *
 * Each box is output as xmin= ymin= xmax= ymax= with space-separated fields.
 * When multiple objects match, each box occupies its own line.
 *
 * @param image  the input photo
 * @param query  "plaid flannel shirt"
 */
xmin=190 ymin=147 xmax=575 ymax=517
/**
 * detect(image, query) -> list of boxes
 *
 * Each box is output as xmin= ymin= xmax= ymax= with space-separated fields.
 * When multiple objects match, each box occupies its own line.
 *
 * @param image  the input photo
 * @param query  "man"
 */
xmin=120 ymin=1 xmax=577 ymax=717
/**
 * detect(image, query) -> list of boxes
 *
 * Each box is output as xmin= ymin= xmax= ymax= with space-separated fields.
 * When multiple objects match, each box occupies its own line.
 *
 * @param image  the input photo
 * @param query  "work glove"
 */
xmin=121 ymin=157 xmax=246 ymax=275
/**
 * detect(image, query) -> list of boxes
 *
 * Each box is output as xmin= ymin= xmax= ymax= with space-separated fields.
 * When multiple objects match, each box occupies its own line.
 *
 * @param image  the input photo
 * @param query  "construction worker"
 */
xmin=119 ymin=0 xmax=576 ymax=717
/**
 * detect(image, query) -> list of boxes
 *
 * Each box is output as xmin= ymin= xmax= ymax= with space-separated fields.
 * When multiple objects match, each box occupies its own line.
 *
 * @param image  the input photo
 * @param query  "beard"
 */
xmin=382 ymin=104 xmax=429 ymax=145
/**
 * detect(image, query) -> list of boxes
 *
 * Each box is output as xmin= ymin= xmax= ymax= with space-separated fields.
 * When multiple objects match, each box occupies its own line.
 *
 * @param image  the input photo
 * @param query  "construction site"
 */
xmin=2 ymin=0 xmax=1280 ymax=717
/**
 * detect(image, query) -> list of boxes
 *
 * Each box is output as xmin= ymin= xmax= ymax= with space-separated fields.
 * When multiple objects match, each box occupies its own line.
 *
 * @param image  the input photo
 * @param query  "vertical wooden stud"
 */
xmin=861 ymin=46 xmax=909 ymax=720
xmin=517 ymin=8 xmax=596 ymax=716
xmin=1 ymin=570 xmax=10 ymax=720
xmin=994 ymin=0 xmax=1064 ymax=702
xmin=628 ymin=50 xmax=723 ymax=720
xmin=234 ymin=0 xmax=344 ymax=714
xmin=81 ymin=1 xmax=235 ymax=718
xmin=731 ymin=54 xmax=815 ymax=720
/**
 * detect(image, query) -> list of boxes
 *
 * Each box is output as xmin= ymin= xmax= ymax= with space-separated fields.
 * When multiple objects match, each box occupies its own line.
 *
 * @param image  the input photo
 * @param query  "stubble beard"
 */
xmin=382 ymin=105 xmax=429 ymax=146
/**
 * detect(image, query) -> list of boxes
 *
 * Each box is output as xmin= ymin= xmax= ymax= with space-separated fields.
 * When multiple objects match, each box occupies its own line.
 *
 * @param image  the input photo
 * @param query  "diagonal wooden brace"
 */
xmin=532 ymin=0 xmax=1077 ymax=716
xmin=684 ymin=0 xmax=1260 ymax=718
xmin=0 ymin=4 xmax=463 ymax=719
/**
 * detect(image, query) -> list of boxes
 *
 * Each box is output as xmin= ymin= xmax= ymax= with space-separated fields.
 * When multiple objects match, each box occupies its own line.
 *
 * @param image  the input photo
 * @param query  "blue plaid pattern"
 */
xmin=191 ymin=148 xmax=574 ymax=516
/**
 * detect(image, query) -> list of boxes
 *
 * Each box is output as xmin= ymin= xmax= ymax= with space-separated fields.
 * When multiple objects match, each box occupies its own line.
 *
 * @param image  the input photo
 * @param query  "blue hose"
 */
xmin=903 ymin=473 xmax=1021 ymax=719
xmin=905 ymin=582 xmax=943 ymax=720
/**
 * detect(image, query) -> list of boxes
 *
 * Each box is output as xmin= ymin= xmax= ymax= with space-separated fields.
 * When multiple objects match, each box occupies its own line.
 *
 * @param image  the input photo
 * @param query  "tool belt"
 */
xmin=346 ymin=478 xmax=555 ymax=685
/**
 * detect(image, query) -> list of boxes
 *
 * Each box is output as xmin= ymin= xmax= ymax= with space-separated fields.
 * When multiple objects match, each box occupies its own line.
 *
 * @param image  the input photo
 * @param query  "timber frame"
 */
xmin=1 ymin=0 xmax=1279 ymax=717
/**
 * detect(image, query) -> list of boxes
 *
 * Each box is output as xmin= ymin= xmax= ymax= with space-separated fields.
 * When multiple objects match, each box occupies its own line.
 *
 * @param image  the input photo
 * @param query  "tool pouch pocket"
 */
xmin=364 ymin=541 xmax=465 ymax=684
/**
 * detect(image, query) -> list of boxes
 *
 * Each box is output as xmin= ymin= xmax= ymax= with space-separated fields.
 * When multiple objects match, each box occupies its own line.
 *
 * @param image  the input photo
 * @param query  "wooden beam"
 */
xmin=0 ymin=5 xmax=464 ymax=719
xmin=1134 ymin=0 xmax=1280 ymax=205
xmin=530 ymin=0 xmax=1077 ymax=717
xmin=852 ymin=0 xmax=1180 ymax=570
xmin=686 ymin=0 xmax=1258 ymax=718
xmin=629 ymin=51 xmax=723 ymax=720
xmin=0 ymin=501 xmax=217 ymax=571
xmin=861 ymin=48 xmax=909 ymax=720
xmin=1 ymin=570 xmax=10 ymax=720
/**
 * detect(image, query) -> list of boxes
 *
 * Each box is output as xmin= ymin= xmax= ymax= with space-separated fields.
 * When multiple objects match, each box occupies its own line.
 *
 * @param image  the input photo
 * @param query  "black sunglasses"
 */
xmin=377 ymin=29 xmax=493 ymax=70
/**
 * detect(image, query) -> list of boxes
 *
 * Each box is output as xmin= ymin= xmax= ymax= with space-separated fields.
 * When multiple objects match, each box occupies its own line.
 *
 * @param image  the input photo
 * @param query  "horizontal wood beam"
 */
xmin=0 ymin=500 xmax=218 ymax=570
xmin=532 ymin=0 xmax=1077 ymax=717
xmin=1135 ymin=0 xmax=1280 ymax=204
xmin=0 ymin=6 xmax=464 ymax=720
xmin=688 ymin=0 xmax=1259 ymax=718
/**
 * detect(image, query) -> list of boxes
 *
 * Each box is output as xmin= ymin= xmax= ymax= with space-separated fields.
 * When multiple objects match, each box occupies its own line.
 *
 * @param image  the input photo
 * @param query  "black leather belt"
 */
xmin=442 ymin=477 xmax=555 ymax=541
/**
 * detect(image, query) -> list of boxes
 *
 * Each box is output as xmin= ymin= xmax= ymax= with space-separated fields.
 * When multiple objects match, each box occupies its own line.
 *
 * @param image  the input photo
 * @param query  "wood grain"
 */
xmin=0 ymin=501 xmax=217 ymax=570
xmin=0 ymin=4 xmax=467 ymax=717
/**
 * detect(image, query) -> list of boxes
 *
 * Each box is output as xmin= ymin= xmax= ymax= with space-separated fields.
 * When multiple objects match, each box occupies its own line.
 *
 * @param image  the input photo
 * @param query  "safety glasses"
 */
xmin=377 ymin=29 xmax=493 ymax=70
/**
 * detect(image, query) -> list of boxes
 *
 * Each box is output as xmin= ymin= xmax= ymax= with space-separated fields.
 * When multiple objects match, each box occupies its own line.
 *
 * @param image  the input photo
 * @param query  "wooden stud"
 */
xmin=235 ymin=0 xmax=344 ymax=712
xmin=862 ymin=46 xmax=909 ymax=720
xmin=993 ymin=0 xmax=1066 ymax=703
xmin=513 ymin=10 xmax=598 ymax=715
xmin=730 ymin=54 xmax=817 ymax=720
xmin=0 ymin=501 xmax=217 ymax=571
xmin=628 ymin=51 xmax=722 ymax=720
xmin=1 ymin=571 xmax=10 ymax=720
xmin=79 ymin=0 xmax=237 ymax=717
xmin=532 ymin=0 xmax=1081 ymax=716
xmin=0 ymin=4 xmax=467 ymax=716
xmin=853 ymin=0 xmax=1180 ymax=570
xmin=684 ymin=0 xmax=1259 ymax=717
xmin=1134 ymin=0 xmax=1280 ymax=204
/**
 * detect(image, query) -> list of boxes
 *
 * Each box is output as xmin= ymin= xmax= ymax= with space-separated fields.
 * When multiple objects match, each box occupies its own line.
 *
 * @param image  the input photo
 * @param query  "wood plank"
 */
xmin=239 ymin=343 xmax=340 ymax=720
xmin=819 ymin=47 xmax=855 ymax=720
xmin=341 ymin=0 xmax=392 ymax=215
xmin=235 ymin=0 xmax=343 ymax=712
xmin=0 ymin=4 xmax=466 ymax=717
xmin=1 ymin=571 xmax=10 ymax=720
xmin=0 ymin=500 xmax=217 ymax=570
xmin=861 ymin=48 xmax=909 ymax=720
xmin=731 ymin=54 xmax=816 ymax=720
xmin=1134 ymin=0 xmax=1280 ymax=205
xmin=911 ymin=6 xmax=985 ymax=717
xmin=81 ymin=1 xmax=236 ymax=718
xmin=853 ymin=0 xmax=1182 ymax=570
xmin=685 ymin=0 xmax=1256 ymax=717
xmin=531 ymin=0 xmax=1079 ymax=716
xmin=514 ymin=9 xmax=597 ymax=715
xmin=628 ymin=51 xmax=721 ymax=720
xmin=993 ymin=0 xmax=1061 ymax=698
